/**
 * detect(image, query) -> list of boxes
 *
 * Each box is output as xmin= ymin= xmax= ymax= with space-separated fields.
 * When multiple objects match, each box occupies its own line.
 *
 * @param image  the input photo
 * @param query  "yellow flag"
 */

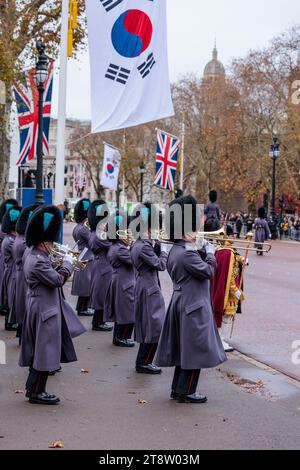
xmin=71 ymin=0 xmax=78 ymax=29
xmin=68 ymin=20 xmax=73 ymax=57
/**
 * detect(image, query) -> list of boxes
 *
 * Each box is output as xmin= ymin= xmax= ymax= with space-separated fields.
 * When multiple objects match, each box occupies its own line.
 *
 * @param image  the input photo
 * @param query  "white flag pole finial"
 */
xmin=55 ymin=0 xmax=69 ymax=207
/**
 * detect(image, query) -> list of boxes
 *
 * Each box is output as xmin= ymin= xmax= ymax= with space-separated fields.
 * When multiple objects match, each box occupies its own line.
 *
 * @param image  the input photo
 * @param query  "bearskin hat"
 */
xmin=74 ymin=199 xmax=91 ymax=224
xmin=16 ymin=204 xmax=40 ymax=236
xmin=88 ymin=200 xmax=110 ymax=232
xmin=1 ymin=206 xmax=22 ymax=234
xmin=106 ymin=211 xmax=131 ymax=241
xmin=25 ymin=205 xmax=62 ymax=247
xmin=0 ymin=199 xmax=18 ymax=223
xmin=167 ymin=195 xmax=200 ymax=241
xmin=258 ymin=207 xmax=266 ymax=219
xmin=131 ymin=202 xmax=162 ymax=235
xmin=209 ymin=190 xmax=218 ymax=203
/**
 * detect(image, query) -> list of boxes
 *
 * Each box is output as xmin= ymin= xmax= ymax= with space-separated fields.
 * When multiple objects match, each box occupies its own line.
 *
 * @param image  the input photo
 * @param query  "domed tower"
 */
xmin=203 ymin=42 xmax=225 ymax=80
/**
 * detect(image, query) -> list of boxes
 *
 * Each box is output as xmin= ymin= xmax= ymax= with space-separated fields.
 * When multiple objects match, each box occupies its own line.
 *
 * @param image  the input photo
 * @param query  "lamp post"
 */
xmin=35 ymin=40 xmax=49 ymax=204
xmin=269 ymin=136 xmax=281 ymax=216
xmin=139 ymin=164 xmax=146 ymax=203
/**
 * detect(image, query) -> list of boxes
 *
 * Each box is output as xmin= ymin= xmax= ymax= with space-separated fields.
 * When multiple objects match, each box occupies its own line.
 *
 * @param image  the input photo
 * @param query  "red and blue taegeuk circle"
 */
xmin=111 ymin=10 xmax=153 ymax=58
xmin=107 ymin=164 xmax=115 ymax=175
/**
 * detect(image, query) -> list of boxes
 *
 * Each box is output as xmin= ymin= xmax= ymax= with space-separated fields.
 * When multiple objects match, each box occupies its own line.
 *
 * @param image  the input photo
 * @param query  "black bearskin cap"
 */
xmin=167 ymin=195 xmax=200 ymax=240
xmin=25 ymin=205 xmax=62 ymax=247
xmin=0 ymin=199 xmax=18 ymax=223
xmin=16 ymin=204 xmax=40 ymax=236
xmin=88 ymin=200 xmax=109 ymax=232
xmin=258 ymin=207 xmax=266 ymax=219
xmin=74 ymin=199 xmax=91 ymax=224
xmin=209 ymin=190 xmax=218 ymax=203
xmin=1 ymin=206 xmax=22 ymax=234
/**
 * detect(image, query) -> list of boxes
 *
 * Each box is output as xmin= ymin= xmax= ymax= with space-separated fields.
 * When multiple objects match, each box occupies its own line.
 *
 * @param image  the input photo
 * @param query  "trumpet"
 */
xmin=50 ymin=243 xmax=88 ymax=272
xmin=116 ymin=229 xmax=134 ymax=245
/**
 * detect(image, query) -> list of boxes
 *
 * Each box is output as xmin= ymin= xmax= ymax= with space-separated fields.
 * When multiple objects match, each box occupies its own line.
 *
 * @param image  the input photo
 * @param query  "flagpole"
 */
xmin=55 ymin=0 xmax=69 ymax=207
xmin=180 ymin=118 xmax=185 ymax=192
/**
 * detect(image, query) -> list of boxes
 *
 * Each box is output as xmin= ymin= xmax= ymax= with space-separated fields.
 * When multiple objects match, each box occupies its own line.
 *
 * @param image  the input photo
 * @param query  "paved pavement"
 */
xmin=0 ymin=224 xmax=299 ymax=450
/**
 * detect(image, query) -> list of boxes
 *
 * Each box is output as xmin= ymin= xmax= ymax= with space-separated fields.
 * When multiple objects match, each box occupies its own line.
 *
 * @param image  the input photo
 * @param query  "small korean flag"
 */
xmin=100 ymin=144 xmax=122 ymax=191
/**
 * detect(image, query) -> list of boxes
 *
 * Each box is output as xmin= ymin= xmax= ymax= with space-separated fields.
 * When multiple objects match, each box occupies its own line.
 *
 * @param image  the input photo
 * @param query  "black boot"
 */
xmin=177 ymin=393 xmax=207 ymax=404
xmin=26 ymin=369 xmax=60 ymax=405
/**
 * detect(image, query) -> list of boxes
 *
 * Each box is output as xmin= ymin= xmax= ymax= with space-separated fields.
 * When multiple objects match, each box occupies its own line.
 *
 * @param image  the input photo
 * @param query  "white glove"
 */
xmin=160 ymin=243 xmax=169 ymax=254
xmin=235 ymin=290 xmax=242 ymax=300
xmin=64 ymin=254 xmax=75 ymax=265
xmin=205 ymin=243 xmax=216 ymax=255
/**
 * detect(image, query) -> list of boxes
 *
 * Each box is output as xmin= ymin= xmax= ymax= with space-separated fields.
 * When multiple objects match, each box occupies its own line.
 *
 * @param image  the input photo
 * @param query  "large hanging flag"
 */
xmin=154 ymin=129 xmax=181 ymax=192
xmin=12 ymin=61 xmax=54 ymax=166
xmin=101 ymin=143 xmax=122 ymax=191
xmin=86 ymin=0 xmax=174 ymax=133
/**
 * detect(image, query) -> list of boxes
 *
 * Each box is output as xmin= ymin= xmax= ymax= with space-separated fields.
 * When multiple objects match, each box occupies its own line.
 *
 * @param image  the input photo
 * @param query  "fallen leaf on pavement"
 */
xmin=138 ymin=399 xmax=148 ymax=404
xmin=80 ymin=368 xmax=90 ymax=374
xmin=14 ymin=390 xmax=24 ymax=394
xmin=48 ymin=440 xmax=64 ymax=449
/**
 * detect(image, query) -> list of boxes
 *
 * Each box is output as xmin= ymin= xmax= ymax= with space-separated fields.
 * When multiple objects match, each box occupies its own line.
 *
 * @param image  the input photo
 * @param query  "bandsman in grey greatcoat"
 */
xmin=0 ymin=206 xmax=22 ymax=331
xmin=131 ymin=203 xmax=168 ymax=375
xmin=19 ymin=205 xmax=86 ymax=405
xmin=104 ymin=213 xmax=135 ymax=348
xmin=155 ymin=196 xmax=227 ymax=404
xmin=88 ymin=200 xmax=113 ymax=332
xmin=11 ymin=204 xmax=39 ymax=341
xmin=71 ymin=198 xmax=94 ymax=317
xmin=253 ymin=207 xmax=271 ymax=256
xmin=0 ymin=199 xmax=18 ymax=316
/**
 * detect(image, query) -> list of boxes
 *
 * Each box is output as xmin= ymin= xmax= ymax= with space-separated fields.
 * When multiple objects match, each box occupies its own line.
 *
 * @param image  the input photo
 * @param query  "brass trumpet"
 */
xmin=50 ymin=243 xmax=88 ymax=272
xmin=197 ymin=228 xmax=272 ymax=253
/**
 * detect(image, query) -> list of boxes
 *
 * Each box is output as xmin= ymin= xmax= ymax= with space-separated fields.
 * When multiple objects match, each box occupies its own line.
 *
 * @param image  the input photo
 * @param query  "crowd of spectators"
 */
xmin=221 ymin=211 xmax=300 ymax=242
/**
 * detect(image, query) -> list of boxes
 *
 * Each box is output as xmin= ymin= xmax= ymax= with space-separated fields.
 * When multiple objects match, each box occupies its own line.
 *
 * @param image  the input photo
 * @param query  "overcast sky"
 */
xmin=50 ymin=0 xmax=299 ymax=120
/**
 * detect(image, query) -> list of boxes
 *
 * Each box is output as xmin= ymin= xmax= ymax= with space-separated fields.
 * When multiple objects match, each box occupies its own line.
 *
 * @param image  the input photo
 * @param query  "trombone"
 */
xmin=197 ymin=228 xmax=272 ymax=253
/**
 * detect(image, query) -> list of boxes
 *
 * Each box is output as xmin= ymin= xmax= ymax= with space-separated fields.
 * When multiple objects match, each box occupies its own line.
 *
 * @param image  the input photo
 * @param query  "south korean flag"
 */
xmin=86 ymin=0 xmax=174 ymax=133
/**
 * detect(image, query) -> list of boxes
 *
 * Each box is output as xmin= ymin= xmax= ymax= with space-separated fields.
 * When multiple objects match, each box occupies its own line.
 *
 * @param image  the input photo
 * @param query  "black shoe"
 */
xmin=136 ymin=364 xmax=162 ymax=375
xmin=170 ymin=391 xmax=179 ymax=400
xmin=49 ymin=366 xmax=62 ymax=376
xmin=92 ymin=323 xmax=113 ymax=332
xmin=29 ymin=392 xmax=60 ymax=405
xmin=177 ymin=393 xmax=207 ymax=404
xmin=78 ymin=310 xmax=94 ymax=317
xmin=5 ymin=323 xmax=18 ymax=332
xmin=113 ymin=338 xmax=135 ymax=348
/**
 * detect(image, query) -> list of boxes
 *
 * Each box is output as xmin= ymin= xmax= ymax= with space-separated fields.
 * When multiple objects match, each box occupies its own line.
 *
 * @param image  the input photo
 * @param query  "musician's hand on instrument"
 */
xmin=160 ymin=243 xmax=169 ymax=254
xmin=235 ymin=290 xmax=242 ymax=300
xmin=205 ymin=242 xmax=216 ymax=255
xmin=64 ymin=254 xmax=75 ymax=265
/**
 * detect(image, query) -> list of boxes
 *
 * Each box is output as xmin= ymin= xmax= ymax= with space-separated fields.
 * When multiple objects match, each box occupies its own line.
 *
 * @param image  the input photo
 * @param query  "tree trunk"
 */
xmin=0 ymin=102 xmax=11 ymax=198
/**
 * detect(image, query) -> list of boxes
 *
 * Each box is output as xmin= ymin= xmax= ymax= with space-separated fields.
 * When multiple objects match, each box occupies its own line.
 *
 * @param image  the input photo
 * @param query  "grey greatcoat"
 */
xmin=11 ymin=235 xmax=28 ymax=324
xmin=104 ymin=242 xmax=135 ymax=325
xmin=0 ymin=234 xmax=16 ymax=312
xmin=0 ymin=228 xmax=5 ymax=293
xmin=131 ymin=239 xmax=167 ymax=344
xmin=88 ymin=232 xmax=112 ymax=310
xmin=253 ymin=218 xmax=271 ymax=247
xmin=71 ymin=223 xmax=93 ymax=298
xmin=19 ymin=249 xmax=86 ymax=372
xmin=155 ymin=241 xmax=227 ymax=370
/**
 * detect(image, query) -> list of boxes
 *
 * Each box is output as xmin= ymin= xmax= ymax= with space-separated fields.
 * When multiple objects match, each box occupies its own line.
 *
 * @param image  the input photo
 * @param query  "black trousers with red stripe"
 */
xmin=136 ymin=343 xmax=158 ymax=367
xmin=113 ymin=323 xmax=134 ymax=341
xmin=171 ymin=367 xmax=201 ymax=396
xmin=76 ymin=296 xmax=89 ymax=314
xmin=25 ymin=368 xmax=49 ymax=397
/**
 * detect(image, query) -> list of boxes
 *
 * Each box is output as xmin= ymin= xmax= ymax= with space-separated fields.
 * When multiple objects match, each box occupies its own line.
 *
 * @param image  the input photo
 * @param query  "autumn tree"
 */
xmin=0 ymin=0 xmax=86 ymax=197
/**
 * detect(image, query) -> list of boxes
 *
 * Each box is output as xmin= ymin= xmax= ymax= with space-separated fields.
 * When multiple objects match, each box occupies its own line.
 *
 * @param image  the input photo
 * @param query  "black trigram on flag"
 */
xmin=138 ymin=53 xmax=156 ymax=79
xmin=105 ymin=64 xmax=131 ymax=85
xmin=100 ymin=0 xmax=124 ymax=13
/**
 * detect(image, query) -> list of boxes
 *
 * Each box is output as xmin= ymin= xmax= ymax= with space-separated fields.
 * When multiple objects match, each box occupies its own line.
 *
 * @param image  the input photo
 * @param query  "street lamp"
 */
xmin=269 ymin=136 xmax=281 ymax=216
xmin=34 ymin=40 xmax=49 ymax=204
xmin=139 ymin=164 xmax=146 ymax=203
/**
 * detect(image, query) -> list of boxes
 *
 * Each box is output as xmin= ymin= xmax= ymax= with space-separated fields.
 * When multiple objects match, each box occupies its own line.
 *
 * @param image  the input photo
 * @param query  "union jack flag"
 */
xmin=154 ymin=130 xmax=180 ymax=192
xmin=12 ymin=61 xmax=54 ymax=166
